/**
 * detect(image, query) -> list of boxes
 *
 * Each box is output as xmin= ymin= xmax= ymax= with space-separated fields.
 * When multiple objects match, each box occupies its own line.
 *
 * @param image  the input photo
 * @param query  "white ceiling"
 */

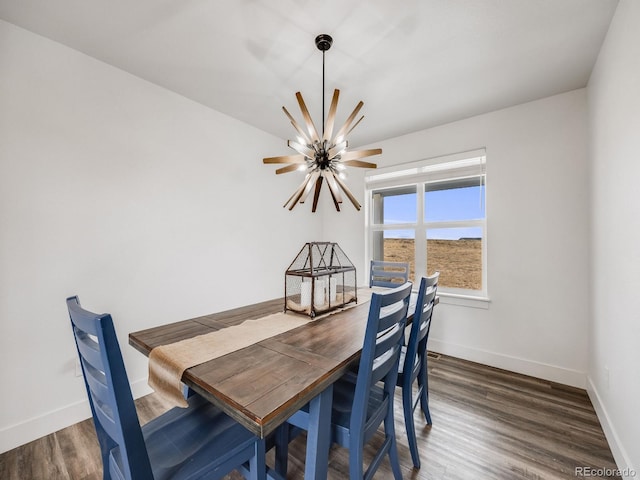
xmin=0 ymin=0 xmax=618 ymax=146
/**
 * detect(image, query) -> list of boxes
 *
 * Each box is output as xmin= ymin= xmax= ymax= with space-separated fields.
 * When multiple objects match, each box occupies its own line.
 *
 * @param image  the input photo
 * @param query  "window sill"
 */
xmin=437 ymin=292 xmax=490 ymax=309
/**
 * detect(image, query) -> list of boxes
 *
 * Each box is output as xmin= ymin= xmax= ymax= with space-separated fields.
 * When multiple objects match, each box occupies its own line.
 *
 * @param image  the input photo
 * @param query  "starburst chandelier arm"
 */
xmin=282 ymin=106 xmax=312 ymax=145
xmin=263 ymin=154 xmax=306 ymax=164
xmin=284 ymin=173 xmax=312 ymax=208
xmin=295 ymin=92 xmax=321 ymax=143
xmin=341 ymin=159 xmax=377 ymax=169
xmin=345 ymin=115 xmax=365 ymax=138
xmin=334 ymin=101 xmax=364 ymax=141
xmin=291 ymin=122 xmax=312 ymax=146
xmin=322 ymin=89 xmax=340 ymax=142
xmin=287 ymin=140 xmax=316 ymax=160
xmin=275 ymin=164 xmax=304 ymax=175
xmin=333 ymin=173 xmax=362 ymax=210
xmin=328 ymin=141 xmax=348 ymax=159
xmin=325 ymin=174 xmax=342 ymax=211
xmin=298 ymin=171 xmax=321 ymax=205
xmin=287 ymin=174 xmax=317 ymax=210
xmin=311 ymin=176 xmax=324 ymax=212
xmin=325 ymin=171 xmax=343 ymax=204
xmin=340 ymin=148 xmax=382 ymax=162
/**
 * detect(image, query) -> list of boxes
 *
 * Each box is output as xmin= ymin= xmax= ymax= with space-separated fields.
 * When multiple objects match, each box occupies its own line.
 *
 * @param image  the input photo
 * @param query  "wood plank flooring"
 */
xmin=0 ymin=354 xmax=621 ymax=479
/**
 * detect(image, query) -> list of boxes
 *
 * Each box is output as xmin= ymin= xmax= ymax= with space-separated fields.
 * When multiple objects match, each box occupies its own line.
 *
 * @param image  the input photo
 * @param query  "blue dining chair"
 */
xmin=369 ymin=260 xmax=410 ymax=288
xmin=396 ymin=273 xmax=439 ymax=468
xmin=66 ymin=295 xmax=275 ymax=480
xmin=278 ymin=282 xmax=412 ymax=480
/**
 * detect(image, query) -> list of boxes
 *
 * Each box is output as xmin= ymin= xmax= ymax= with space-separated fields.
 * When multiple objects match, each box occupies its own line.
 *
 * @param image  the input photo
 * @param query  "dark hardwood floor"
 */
xmin=0 ymin=353 xmax=621 ymax=479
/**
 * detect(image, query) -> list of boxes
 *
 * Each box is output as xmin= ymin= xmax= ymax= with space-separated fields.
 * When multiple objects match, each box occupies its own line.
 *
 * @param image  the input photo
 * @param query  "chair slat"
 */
xmin=82 ymin=362 xmax=111 ymax=407
xmin=92 ymin=398 xmax=120 ymax=442
xmin=369 ymin=260 xmax=410 ymax=288
xmin=75 ymin=330 xmax=104 ymax=371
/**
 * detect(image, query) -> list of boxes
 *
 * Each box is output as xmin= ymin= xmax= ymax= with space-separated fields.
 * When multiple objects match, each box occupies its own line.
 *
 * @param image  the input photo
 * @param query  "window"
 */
xmin=365 ymin=150 xmax=487 ymax=299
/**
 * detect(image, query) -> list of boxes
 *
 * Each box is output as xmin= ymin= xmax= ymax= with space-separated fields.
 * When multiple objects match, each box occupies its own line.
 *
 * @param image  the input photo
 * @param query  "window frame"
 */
xmin=364 ymin=149 xmax=488 ymax=302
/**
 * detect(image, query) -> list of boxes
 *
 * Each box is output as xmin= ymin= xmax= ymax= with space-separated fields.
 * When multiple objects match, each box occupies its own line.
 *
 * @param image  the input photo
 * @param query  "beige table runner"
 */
xmin=149 ymin=288 xmax=374 ymax=407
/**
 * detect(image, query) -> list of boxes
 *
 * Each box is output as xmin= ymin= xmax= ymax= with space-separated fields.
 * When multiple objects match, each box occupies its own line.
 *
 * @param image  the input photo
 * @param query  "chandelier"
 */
xmin=263 ymin=34 xmax=381 ymax=212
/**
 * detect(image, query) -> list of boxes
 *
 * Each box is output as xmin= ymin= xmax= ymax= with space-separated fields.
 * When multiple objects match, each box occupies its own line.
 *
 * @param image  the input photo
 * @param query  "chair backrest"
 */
xmin=352 ymin=282 xmax=412 ymax=442
xmin=403 ymin=273 xmax=439 ymax=383
xmin=369 ymin=260 xmax=410 ymax=288
xmin=66 ymin=296 xmax=153 ymax=480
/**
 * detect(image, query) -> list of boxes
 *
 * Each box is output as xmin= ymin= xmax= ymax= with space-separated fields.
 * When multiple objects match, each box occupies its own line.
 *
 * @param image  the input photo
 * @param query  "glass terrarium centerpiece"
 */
xmin=285 ymin=242 xmax=357 ymax=317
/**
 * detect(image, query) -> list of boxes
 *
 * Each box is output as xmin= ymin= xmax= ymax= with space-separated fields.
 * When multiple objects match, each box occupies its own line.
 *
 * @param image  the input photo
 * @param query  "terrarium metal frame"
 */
xmin=285 ymin=242 xmax=357 ymax=318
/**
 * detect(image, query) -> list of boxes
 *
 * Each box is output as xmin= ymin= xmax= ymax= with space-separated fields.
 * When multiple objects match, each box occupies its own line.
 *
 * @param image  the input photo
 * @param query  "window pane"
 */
xmin=426 ymin=227 xmax=483 ymax=290
xmin=372 ymin=187 xmax=416 ymax=224
xmin=372 ymin=230 xmax=415 ymax=281
xmin=425 ymin=181 xmax=485 ymax=222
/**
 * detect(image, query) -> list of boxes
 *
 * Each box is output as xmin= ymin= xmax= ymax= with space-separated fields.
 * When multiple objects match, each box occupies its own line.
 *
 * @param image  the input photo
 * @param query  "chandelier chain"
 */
xmin=322 ymin=49 xmax=325 ymax=138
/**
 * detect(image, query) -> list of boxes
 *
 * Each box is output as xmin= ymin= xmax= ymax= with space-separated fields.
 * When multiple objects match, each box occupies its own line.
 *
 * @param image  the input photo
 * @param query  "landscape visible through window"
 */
xmin=372 ymin=182 xmax=485 ymax=292
xmin=382 ymin=237 xmax=482 ymax=290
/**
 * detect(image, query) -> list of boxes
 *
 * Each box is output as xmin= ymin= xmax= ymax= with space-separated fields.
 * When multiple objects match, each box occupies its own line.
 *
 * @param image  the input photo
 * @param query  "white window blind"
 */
xmin=365 ymin=148 xmax=486 ymax=190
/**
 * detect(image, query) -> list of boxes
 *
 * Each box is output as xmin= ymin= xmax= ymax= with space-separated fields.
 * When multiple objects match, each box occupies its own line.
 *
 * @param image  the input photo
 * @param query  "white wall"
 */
xmin=0 ymin=19 xmax=320 ymax=453
xmin=324 ymin=89 xmax=591 ymax=389
xmin=587 ymin=0 xmax=640 ymax=475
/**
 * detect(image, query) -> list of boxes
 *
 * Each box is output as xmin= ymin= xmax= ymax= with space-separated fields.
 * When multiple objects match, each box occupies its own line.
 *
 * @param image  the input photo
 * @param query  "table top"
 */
xmin=129 ymin=296 xmax=376 ymax=438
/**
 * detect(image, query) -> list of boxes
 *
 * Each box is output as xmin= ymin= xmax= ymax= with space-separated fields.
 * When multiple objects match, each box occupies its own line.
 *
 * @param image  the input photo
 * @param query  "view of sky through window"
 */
xmin=382 ymin=185 xmax=485 ymax=239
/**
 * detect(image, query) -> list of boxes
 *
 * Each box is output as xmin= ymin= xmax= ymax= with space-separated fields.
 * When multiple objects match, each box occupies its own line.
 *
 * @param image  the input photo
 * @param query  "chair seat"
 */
xmin=110 ymin=392 xmax=256 ymax=480
xmin=330 ymin=377 xmax=384 ymax=429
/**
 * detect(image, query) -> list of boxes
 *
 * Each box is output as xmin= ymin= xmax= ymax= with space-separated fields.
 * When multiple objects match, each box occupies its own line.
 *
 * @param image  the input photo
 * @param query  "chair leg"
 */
xmin=348 ymin=438 xmax=365 ymax=480
xmin=304 ymin=386 xmax=333 ymax=480
xmin=388 ymin=437 xmax=403 ymax=480
xmin=274 ymin=424 xmax=289 ymax=477
xmin=403 ymin=385 xmax=421 ymax=469
xmin=418 ymin=364 xmax=432 ymax=425
xmin=249 ymin=439 xmax=267 ymax=480
xmin=384 ymin=405 xmax=404 ymax=480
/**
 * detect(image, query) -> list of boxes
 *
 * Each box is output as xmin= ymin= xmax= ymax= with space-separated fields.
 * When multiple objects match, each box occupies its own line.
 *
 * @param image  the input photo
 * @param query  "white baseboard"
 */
xmin=429 ymin=338 xmax=587 ymax=388
xmin=0 ymin=378 xmax=153 ymax=455
xmin=0 ymin=399 xmax=92 ymax=455
xmin=586 ymin=377 xmax=637 ymax=479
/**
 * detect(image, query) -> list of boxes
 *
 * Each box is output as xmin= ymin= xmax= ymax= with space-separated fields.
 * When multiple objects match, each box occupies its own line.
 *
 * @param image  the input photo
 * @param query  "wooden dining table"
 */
xmin=129 ymin=290 xmax=417 ymax=480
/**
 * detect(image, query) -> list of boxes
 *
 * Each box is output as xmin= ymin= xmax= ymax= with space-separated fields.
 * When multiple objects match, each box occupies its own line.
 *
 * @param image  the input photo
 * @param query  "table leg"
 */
xmin=304 ymin=384 xmax=333 ymax=480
